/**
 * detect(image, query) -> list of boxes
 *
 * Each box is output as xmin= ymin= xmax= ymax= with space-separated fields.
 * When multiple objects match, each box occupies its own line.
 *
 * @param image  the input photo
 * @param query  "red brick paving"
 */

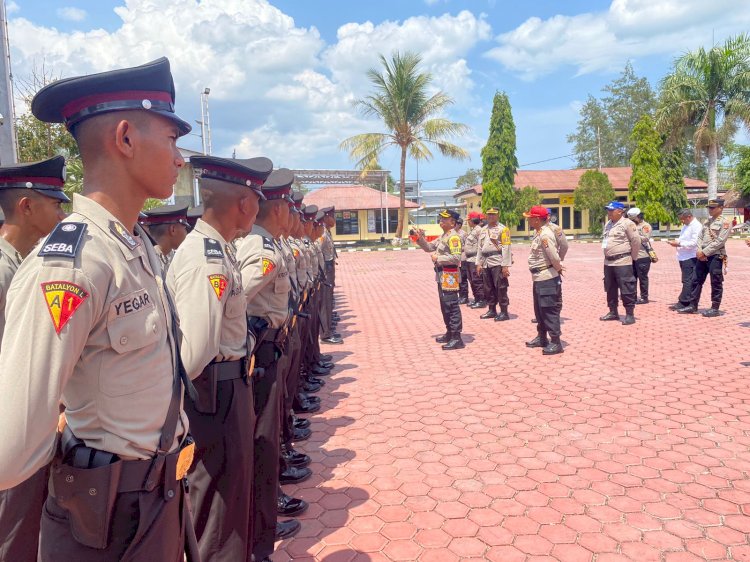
xmin=273 ymin=239 xmax=750 ymax=562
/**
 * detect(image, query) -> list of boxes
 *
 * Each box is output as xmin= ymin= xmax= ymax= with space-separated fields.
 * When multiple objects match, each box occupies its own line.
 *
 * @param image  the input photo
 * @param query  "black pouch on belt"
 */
xmin=537 ymin=282 xmax=560 ymax=308
xmin=192 ymin=364 xmax=219 ymax=415
xmin=49 ymin=457 xmax=123 ymax=549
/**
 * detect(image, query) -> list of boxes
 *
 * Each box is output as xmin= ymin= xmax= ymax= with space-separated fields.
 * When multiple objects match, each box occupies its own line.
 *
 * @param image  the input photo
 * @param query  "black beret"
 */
xmin=0 ymin=155 xmax=69 ymax=202
xmin=31 ymin=57 xmax=191 ymax=136
xmin=191 ymin=155 xmax=272 ymax=198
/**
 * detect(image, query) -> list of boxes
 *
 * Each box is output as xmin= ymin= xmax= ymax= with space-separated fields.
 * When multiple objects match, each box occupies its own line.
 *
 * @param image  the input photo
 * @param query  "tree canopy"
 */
xmin=481 ymin=91 xmax=519 ymax=226
xmin=455 ymin=168 xmax=482 ymax=191
xmin=574 ymin=170 xmax=615 ymax=235
xmin=629 ymin=114 xmax=670 ymax=224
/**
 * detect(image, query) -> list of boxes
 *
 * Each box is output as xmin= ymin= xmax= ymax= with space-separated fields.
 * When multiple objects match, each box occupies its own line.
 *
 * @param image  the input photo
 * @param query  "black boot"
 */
xmin=293 ymin=416 xmax=310 ymax=429
xmin=469 ymin=300 xmax=486 ymax=309
xmin=677 ymin=304 xmax=697 ymax=314
xmin=621 ymin=309 xmax=635 ymax=325
xmin=275 ymin=520 xmax=301 ymax=540
xmin=494 ymin=306 xmax=510 ymax=321
xmin=435 ymin=331 xmax=451 ymax=343
xmin=293 ymin=426 xmax=311 ymax=441
xmin=542 ymin=336 xmax=564 ymax=355
xmin=442 ymin=334 xmax=465 ymax=350
xmin=525 ymin=334 xmax=548 ymax=348
xmin=282 ymin=446 xmax=311 ymax=468
xmin=279 ymin=465 xmax=312 ymax=485
xmin=458 ymin=297 xmax=469 ymax=305
xmin=480 ymin=307 xmax=497 ymax=319
xmin=278 ymin=491 xmax=309 ymax=516
xmin=702 ymin=304 xmax=721 ymax=317
xmin=599 ymin=309 xmax=619 ymax=321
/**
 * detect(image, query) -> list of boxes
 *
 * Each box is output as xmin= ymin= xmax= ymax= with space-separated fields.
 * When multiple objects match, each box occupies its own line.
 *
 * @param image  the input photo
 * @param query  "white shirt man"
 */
xmin=668 ymin=210 xmax=702 ymax=309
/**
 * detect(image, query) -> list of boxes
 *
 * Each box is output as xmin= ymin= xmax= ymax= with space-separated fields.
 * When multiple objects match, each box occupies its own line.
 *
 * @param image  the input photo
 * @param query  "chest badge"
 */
xmin=208 ymin=274 xmax=228 ymax=300
xmin=41 ymin=281 xmax=89 ymax=334
xmin=109 ymin=221 xmax=139 ymax=250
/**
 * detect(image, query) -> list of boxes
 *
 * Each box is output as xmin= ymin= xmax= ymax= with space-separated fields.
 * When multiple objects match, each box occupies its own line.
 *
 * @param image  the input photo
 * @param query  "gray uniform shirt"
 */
xmin=634 ymin=221 xmax=653 ymax=260
xmin=697 ymin=216 xmax=731 ymax=257
xmin=0 ymin=236 xmax=22 ymax=345
xmin=0 ymin=194 xmax=187 ymax=489
xmin=548 ymin=222 xmax=569 ymax=261
xmin=464 ymin=224 xmax=482 ymax=264
xmin=602 ymin=217 xmax=639 ymax=266
xmin=477 ymin=223 xmax=512 ymax=268
xmin=528 ymin=225 xmax=561 ymax=282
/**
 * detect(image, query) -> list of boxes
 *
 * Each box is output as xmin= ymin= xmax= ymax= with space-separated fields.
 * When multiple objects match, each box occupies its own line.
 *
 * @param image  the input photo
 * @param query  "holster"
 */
xmin=255 ymin=340 xmax=277 ymax=368
xmin=49 ymin=457 xmax=123 ymax=549
xmin=191 ymin=365 xmax=219 ymax=415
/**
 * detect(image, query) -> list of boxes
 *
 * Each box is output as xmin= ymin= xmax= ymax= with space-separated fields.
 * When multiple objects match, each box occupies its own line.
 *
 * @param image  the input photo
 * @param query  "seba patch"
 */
xmin=208 ymin=274 xmax=228 ymax=300
xmin=41 ymin=281 xmax=89 ymax=334
xmin=204 ymin=238 xmax=225 ymax=259
xmin=38 ymin=222 xmax=87 ymax=258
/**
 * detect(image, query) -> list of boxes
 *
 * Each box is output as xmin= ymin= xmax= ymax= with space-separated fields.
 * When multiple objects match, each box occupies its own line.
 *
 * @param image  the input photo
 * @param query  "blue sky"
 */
xmin=7 ymin=0 xmax=750 ymax=189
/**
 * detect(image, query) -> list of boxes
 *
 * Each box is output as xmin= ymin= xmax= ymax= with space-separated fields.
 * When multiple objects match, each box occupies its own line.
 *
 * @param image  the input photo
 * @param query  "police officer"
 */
xmin=139 ymin=203 xmax=190 ymax=271
xmin=319 ymin=206 xmax=341 ymax=344
xmin=235 ymin=169 xmax=300 ymax=561
xmin=626 ymin=207 xmax=653 ymax=304
xmin=167 ymin=155 xmax=271 ymax=561
xmin=476 ymin=208 xmax=512 ymax=321
xmin=524 ymin=206 xmax=564 ymax=355
xmin=464 ymin=212 xmax=486 ymax=308
xmin=187 ymin=204 xmax=204 ymax=229
xmin=0 ymin=156 xmax=68 ymax=562
xmin=678 ymin=199 xmax=731 ymax=317
xmin=600 ymin=201 xmax=640 ymax=325
xmin=455 ymin=217 xmax=469 ymax=304
xmin=415 ymin=209 xmax=464 ymax=350
xmin=546 ymin=210 xmax=569 ymax=261
xmin=0 ymin=57 xmax=197 ymax=560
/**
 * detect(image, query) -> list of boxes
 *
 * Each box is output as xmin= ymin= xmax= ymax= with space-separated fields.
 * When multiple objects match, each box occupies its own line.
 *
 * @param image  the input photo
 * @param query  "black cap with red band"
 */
xmin=139 ymin=204 xmax=190 ymax=228
xmin=31 ymin=57 xmax=191 ymax=136
xmin=261 ymin=169 xmax=295 ymax=203
xmin=191 ymin=155 xmax=272 ymax=199
xmin=0 ymin=155 xmax=70 ymax=203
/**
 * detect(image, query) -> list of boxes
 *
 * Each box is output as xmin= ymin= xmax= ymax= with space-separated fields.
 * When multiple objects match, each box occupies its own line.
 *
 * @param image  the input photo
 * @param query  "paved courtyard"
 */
xmin=273 ymin=239 xmax=750 ymax=562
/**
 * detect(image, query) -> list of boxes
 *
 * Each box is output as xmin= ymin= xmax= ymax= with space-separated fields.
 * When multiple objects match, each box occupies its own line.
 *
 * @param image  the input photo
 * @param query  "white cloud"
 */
xmin=56 ymin=7 xmax=87 ymax=22
xmin=6 ymin=1 xmax=19 ymax=14
xmin=485 ymin=0 xmax=750 ymax=80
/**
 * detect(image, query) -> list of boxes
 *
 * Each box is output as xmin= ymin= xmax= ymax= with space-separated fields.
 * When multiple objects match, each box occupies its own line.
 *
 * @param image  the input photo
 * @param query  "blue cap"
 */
xmin=604 ymin=201 xmax=625 ymax=211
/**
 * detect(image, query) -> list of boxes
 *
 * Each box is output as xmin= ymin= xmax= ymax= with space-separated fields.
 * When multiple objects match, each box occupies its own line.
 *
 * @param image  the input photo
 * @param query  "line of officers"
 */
xmin=0 ymin=57 xmax=342 ymax=562
xmin=416 ymin=197 xmax=735 ymax=356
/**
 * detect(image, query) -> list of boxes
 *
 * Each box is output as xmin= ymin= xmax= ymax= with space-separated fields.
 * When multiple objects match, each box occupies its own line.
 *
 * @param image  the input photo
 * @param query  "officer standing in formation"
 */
xmin=476 ymin=208 xmax=513 ymax=321
xmin=455 ymin=217 xmax=470 ymax=304
xmin=463 ymin=211 xmax=486 ymax=308
xmin=626 ymin=207 xmax=654 ymax=304
xmin=139 ymin=203 xmax=191 ymax=271
xmin=524 ymin=206 xmax=564 ymax=355
xmin=600 ymin=201 xmax=640 ymax=325
xmin=415 ymin=209 xmax=465 ymax=350
xmin=677 ymin=198 xmax=731 ymax=317
xmin=0 ymin=157 xmax=68 ymax=561
xmin=319 ymin=207 xmax=342 ymax=344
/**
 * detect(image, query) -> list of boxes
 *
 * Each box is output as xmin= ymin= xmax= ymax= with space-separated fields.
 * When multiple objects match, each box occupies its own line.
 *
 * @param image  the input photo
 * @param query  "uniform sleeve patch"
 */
xmin=41 ymin=281 xmax=89 ymax=334
xmin=542 ymin=238 xmax=549 ymax=248
xmin=448 ymin=235 xmax=462 ymax=255
xmin=204 ymin=238 xmax=224 ymax=259
xmin=262 ymin=258 xmax=276 ymax=276
xmin=208 ymin=274 xmax=228 ymax=300
xmin=292 ymin=248 xmax=300 ymax=259
xmin=500 ymin=228 xmax=511 ymax=245
xmin=262 ymin=237 xmax=275 ymax=251
xmin=38 ymin=223 xmax=87 ymax=258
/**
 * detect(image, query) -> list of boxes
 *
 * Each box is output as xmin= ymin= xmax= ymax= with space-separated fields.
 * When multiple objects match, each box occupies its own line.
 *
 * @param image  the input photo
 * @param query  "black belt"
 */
xmin=208 ymin=359 xmax=243 ymax=382
xmin=529 ymin=265 xmax=552 ymax=274
xmin=436 ymin=266 xmax=459 ymax=272
xmin=466 ymin=252 xmax=477 ymax=257
xmin=482 ymin=250 xmax=500 ymax=256
xmin=605 ymin=252 xmax=630 ymax=261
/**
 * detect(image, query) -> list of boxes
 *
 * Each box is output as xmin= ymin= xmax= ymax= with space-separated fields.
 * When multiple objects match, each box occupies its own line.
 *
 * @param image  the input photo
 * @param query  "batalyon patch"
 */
xmin=208 ymin=274 xmax=228 ymax=300
xmin=41 ymin=281 xmax=89 ymax=334
xmin=262 ymin=258 xmax=276 ymax=276
xmin=292 ymin=248 xmax=300 ymax=259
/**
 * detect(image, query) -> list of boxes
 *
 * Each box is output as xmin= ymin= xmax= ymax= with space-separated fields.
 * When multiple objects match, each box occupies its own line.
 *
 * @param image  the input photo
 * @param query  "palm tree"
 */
xmin=656 ymin=34 xmax=750 ymax=200
xmin=340 ymin=51 xmax=469 ymax=238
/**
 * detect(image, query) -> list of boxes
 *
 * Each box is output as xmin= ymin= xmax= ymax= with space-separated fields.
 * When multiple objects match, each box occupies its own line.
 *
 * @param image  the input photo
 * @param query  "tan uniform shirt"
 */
xmin=415 ymin=231 xmax=462 ymax=275
xmin=314 ymin=239 xmax=325 ymax=276
xmin=464 ymin=224 xmax=482 ymax=264
xmin=0 ymin=194 xmax=187 ymax=489
xmin=320 ymin=229 xmax=335 ymax=261
xmin=476 ymin=223 xmax=512 ymax=268
xmin=303 ymin=238 xmax=317 ymax=286
xmin=290 ymin=238 xmax=309 ymax=290
xmin=634 ymin=221 xmax=652 ymax=260
xmin=167 ymin=219 xmax=249 ymax=379
xmin=236 ymin=225 xmax=291 ymax=329
xmin=528 ymin=225 xmax=562 ymax=282
xmin=155 ymin=245 xmax=174 ymax=273
xmin=456 ymin=227 xmax=468 ymax=261
xmin=548 ymin=222 xmax=569 ymax=261
xmin=0 ymin=236 xmax=22 ymax=344
xmin=602 ymin=217 xmax=639 ymax=266
xmin=697 ymin=216 xmax=731 ymax=257
xmin=280 ymin=237 xmax=299 ymax=301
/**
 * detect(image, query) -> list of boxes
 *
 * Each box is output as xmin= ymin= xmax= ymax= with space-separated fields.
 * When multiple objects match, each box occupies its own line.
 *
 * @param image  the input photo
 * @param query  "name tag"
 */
xmin=111 ymin=289 xmax=154 ymax=318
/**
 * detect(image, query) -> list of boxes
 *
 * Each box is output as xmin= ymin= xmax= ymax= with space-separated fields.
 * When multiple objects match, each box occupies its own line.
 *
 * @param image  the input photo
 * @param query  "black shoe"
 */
xmin=599 ymin=311 xmax=619 ymax=321
xmin=702 ymin=308 xmax=721 ymax=317
xmin=442 ymin=336 xmax=465 ymax=350
xmin=677 ymin=305 xmax=697 ymax=314
xmin=636 ymin=298 xmax=649 ymax=304
xmin=282 ymin=447 xmax=311 ymax=468
xmin=542 ymin=338 xmax=564 ymax=355
xmin=621 ymin=314 xmax=635 ymax=325
xmin=305 ymin=375 xmax=325 ymax=386
xmin=311 ymin=365 xmax=331 ymax=376
xmin=293 ymin=418 xmax=310 ymax=430
xmin=276 ymin=519 xmax=301 ymax=540
xmin=279 ymin=466 xmax=312 ymax=485
xmin=435 ymin=332 xmax=450 ymax=343
xmin=319 ymin=354 xmax=333 ymax=362
xmin=494 ymin=312 xmax=510 ymax=321
xmin=469 ymin=300 xmax=486 ymax=309
xmin=294 ymin=398 xmax=320 ymax=414
xmin=301 ymin=381 xmax=321 ymax=393
xmin=321 ymin=336 xmax=344 ymax=344
xmin=668 ymin=303 xmax=683 ymax=311
xmin=317 ymin=360 xmax=334 ymax=369
xmin=293 ymin=427 xmax=311 ymax=441
xmin=480 ymin=310 xmax=497 ymax=319
xmin=278 ymin=493 xmax=309 ymax=516
xmin=525 ymin=336 xmax=548 ymax=348
xmin=458 ymin=297 xmax=469 ymax=305
xmin=531 ymin=318 xmax=538 ymax=324
xmin=299 ymin=392 xmax=321 ymax=404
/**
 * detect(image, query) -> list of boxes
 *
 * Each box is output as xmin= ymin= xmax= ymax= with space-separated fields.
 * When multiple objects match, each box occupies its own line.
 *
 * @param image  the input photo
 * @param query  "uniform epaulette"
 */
xmin=262 ymin=237 xmax=275 ymax=251
xmin=38 ymin=222 xmax=87 ymax=258
xmin=204 ymin=238 xmax=224 ymax=259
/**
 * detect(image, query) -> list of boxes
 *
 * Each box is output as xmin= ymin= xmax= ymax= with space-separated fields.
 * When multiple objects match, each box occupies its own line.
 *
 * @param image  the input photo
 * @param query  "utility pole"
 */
xmin=200 ymin=87 xmax=212 ymax=155
xmin=0 ymin=0 xmax=17 ymax=164
xmin=596 ymin=126 xmax=602 ymax=171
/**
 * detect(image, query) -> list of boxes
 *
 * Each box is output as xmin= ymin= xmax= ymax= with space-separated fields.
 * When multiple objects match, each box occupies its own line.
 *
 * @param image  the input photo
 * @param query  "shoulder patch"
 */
xmin=262 ymin=257 xmax=276 ymax=276
xmin=262 ymin=236 xmax=275 ymax=251
xmin=204 ymin=238 xmax=225 ymax=259
xmin=109 ymin=221 xmax=139 ymax=250
xmin=500 ymin=227 xmax=511 ymax=245
xmin=38 ymin=223 xmax=87 ymax=258
xmin=208 ymin=274 xmax=228 ymax=300
xmin=41 ymin=281 xmax=89 ymax=334
xmin=542 ymin=238 xmax=549 ymax=248
xmin=448 ymin=235 xmax=462 ymax=255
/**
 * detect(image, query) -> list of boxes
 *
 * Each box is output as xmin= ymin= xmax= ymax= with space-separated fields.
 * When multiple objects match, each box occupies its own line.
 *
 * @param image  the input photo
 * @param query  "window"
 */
xmin=372 ymin=209 xmax=398 ymax=234
xmin=573 ymin=210 xmax=582 ymax=229
xmin=562 ymin=207 xmax=571 ymax=230
xmin=541 ymin=197 xmax=560 ymax=204
xmin=548 ymin=207 xmax=560 ymax=224
xmin=335 ymin=211 xmax=359 ymax=235
xmin=517 ymin=218 xmax=526 ymax=231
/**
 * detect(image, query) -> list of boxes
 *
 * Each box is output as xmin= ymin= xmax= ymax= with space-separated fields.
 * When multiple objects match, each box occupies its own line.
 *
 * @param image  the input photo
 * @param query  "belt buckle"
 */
xmin=175 ymin=442 xmax=195 ymax=480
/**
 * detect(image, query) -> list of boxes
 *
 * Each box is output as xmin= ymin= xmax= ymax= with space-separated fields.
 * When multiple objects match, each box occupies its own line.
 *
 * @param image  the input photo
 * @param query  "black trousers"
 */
xmin=603 ymin=264 xmax=636 ymax=312
xmin=533 ymin=277 xmax=562 ymax=338
xmin=0 ymin=464 xmax=49 ymax=562
xmin=690 ymin=255 xmax=724 ymax=308
xmin=678 ymin=258 xmax=697 ymax=306
xmin=184 ymin=376 xmax=255 ymax=562
xmin=282 ymin=324 xmax=303 ymax=446
xmin=465 ymin=260 xmax=484 ymax=301
xmin=459 ymin=261 xmax=469 ymax=299
xmin=482 ymin=265 xmax=509 ymax=309
xmin=437 ymin=285 xmax=462 ymax=334
xmin=633 ymin=257 xmax=651 ymax=299
xmin=252 ymin=348 xmax=282 ymax=560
